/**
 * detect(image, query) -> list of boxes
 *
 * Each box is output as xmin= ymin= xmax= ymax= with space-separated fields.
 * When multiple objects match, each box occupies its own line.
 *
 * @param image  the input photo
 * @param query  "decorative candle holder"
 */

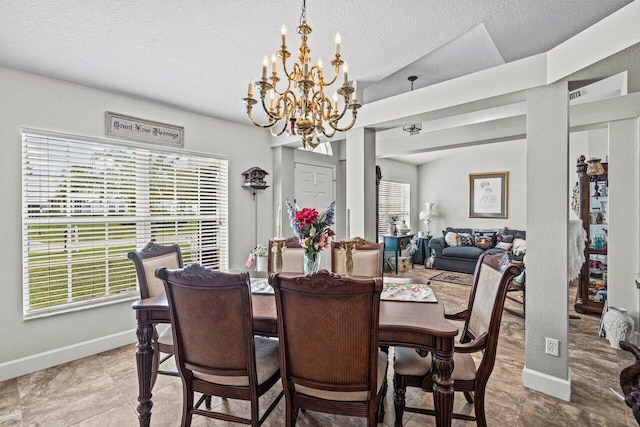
xmin=271 ymin=237 xmax=286 ymax=273
xmin=342 ymin=239 xmax=356 ymax=276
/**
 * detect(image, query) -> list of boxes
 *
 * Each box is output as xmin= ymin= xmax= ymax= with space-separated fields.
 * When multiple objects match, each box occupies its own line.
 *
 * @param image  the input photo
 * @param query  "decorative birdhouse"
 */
xmin=242 ymin=167 xmax=269 ymax=190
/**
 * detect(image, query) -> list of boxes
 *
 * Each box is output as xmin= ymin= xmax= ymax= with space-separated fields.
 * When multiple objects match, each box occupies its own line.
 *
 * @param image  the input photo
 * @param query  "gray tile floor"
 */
xmin=0 ymin=267 xmax=633 ymax=426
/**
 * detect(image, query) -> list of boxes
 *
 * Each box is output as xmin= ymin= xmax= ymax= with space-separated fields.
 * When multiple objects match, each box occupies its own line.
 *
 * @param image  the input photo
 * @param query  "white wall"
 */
xmin=417 ymin=140 xmax=527 ymax=234
xmin=0 ymin=66 xmax=273 ymax=379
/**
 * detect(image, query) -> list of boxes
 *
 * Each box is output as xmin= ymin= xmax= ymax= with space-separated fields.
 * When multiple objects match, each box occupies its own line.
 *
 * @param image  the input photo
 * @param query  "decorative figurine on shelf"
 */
xmin=419 ymin=202 xmax=437 ymax=237
xmin=386 ymin=214 xmax=399 ymax=236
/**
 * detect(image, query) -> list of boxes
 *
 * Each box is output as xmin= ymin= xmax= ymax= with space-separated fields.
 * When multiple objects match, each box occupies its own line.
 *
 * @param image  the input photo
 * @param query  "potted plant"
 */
xmin=246 ymin=244 xmax=269 ymax=271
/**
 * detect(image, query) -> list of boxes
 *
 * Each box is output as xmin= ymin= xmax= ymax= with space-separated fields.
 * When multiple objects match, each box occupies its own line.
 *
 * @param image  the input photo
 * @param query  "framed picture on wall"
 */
xmin=469 ymin=171 xmax=508 ymax=218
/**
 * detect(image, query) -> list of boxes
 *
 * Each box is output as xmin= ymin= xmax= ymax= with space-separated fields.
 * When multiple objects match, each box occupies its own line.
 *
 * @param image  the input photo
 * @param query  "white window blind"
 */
xmin=22 ymin=132 xmax=228 ymax=318
xmin=378 ymin=180 xmax=410 ymax=236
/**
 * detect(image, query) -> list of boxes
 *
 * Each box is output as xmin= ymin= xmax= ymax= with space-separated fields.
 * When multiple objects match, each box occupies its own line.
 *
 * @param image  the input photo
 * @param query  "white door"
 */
xmin=294 ymin=163 xmax=335 ymax=270
xmin=294 ymin=163 xmax=334 ymax=211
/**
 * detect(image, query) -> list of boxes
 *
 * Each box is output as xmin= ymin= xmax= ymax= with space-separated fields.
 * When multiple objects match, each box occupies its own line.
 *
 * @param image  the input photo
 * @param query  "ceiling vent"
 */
xmin=569 ymin=89 xmax=582 ymax=100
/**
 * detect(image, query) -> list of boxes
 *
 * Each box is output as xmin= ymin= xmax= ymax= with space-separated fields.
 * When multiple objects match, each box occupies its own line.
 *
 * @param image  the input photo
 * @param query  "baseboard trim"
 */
xmin=0 ymin=329 xmax=136 ymax=382
xmin=522 ymin=366 xmax=572 ymax=401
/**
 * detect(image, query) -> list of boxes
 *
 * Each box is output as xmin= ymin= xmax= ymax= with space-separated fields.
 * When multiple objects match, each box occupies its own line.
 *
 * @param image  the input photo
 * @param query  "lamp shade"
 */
xmin=419 ymin=202 xmax=437 ymax=222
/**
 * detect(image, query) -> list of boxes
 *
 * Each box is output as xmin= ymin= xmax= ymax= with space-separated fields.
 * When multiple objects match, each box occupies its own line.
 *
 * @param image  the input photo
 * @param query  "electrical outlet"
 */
xmin=545 ymin=337 xmax=559 ymax=357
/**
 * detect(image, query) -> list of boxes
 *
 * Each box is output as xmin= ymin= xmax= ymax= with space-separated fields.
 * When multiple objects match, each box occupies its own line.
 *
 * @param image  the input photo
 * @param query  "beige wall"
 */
xmin=417 ymin=139 xmax=527 ymax=235
xmin=0 ymin=66 xmax=273 ymax=379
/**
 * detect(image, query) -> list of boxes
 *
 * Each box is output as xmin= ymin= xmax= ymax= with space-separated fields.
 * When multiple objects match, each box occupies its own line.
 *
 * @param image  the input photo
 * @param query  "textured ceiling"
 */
xmin=0 ymin=0 xmax=632 ymax=127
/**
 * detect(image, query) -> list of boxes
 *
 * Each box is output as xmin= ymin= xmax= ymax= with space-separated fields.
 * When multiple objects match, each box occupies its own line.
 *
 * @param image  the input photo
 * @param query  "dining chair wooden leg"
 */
xmin=376 ymin=380 xmax=387 ymax=422
xmin=474 ymin=388 xmax=487 ymax=427
xmin=182 ymin=383 xmax=194 ymax=427
xmin=285 ymin=401 xmax=297 ymax=427
xmin=204 ymin=395 xmax=211 ymax=409
xmin=151 ymin=342 xmax=160 ymax=390
xmin=393 ymin=374 xmax=407 ymax=427
xmin=463 ymin=391 xmax=474 ymax=403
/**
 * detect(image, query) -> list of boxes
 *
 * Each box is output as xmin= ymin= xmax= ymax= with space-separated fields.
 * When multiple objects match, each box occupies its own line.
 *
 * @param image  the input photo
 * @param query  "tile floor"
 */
xmin=0 ymin=267 xmax=634 ymax=426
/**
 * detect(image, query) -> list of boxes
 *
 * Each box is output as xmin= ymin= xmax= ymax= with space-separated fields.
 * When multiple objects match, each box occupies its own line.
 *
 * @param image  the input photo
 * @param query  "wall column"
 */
xmin=523 ymin=82 xmax=571 ymax=400
xmin=345 ymin=127 xmax=376 ymax=241
xmin=607 ymin=118 xmax=640 ymax=338
xmin=272 ymin=145 xmax=295 ymax=236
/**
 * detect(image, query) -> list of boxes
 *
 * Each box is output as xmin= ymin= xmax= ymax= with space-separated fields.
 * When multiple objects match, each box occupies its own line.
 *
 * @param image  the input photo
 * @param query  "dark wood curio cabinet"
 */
xmin=574 ymin=155 xmax=608 ymax=314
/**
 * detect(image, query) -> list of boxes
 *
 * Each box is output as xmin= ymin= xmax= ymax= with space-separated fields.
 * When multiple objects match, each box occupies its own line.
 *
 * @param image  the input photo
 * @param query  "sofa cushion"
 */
xmin=458 ymin=233 xmax=475 ymax=246
xmin=475 ymin=235 xmax=493 ymax=249
xmin=474 ymin=230 xmax=497 ymax=247
xmin=496 ymin=233 xmax=514 ymax=244
xmin=445 ymin=232 xmax=459 ymax=247
xmin=444 ymin=227 xmax=474 ymax=236
xmin=442 ymin=246 xmax=484 ymax=259
xmin=495 ymin=242 xmax=513 ymax=250
xmin=512 ymin=238 xmax=526 ymax=256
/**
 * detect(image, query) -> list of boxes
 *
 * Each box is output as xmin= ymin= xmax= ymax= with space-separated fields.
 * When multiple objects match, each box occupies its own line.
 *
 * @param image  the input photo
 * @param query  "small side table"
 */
xmin=412 ymin=236 xmax=433 ymax=266
xmin=383 ymin=234 xmax=414 ymax=274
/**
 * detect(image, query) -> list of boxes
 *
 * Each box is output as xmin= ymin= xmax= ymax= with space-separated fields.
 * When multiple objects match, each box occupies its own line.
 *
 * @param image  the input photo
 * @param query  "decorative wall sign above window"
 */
xmin=105 ymin=111 xmax=184 ymax=147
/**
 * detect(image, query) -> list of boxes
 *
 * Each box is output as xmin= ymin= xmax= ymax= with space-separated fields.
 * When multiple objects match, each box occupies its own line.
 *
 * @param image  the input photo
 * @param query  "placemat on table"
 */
xmin=250 ymin=277 xmax=274 ymax=294
xmin=381 ymin=282 xmax=436 ymax=303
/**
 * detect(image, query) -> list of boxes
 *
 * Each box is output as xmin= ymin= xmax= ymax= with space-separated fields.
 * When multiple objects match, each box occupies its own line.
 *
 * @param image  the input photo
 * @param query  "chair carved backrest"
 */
xmin=461 ymin=252 xmax=521 ymax=374
xmin=270 ymin=270 xmax=383 ymax=398
xmin=128 ymin=241 xmax=183 ymax=299
xmin=331 ymin=237 xmax=384 ymax=277
xmin=157 ymin=265 xmax=257 ymax=385
xmin=268 ymin=237 xmax=304 ymax=273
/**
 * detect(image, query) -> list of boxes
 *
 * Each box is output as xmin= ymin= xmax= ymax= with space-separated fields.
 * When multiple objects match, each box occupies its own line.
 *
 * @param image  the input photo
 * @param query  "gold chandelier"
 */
xmin=242 ymin=0 xmax=360 ymax=150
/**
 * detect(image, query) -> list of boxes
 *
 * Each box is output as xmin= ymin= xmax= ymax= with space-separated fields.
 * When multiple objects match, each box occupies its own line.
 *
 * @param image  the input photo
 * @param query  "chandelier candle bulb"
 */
xmin=271 ymin=54 xmax=277 ymax=73
xmin=277 ymin=206 xmax=282 ymax=237
xmin=343 ymin=63 xmax=348 ymax=84
xmin=281 ymin=25 xmax=286 ymax=46
xmin=346 ymin=208 xmax=350 ymax=238
xmin=262 ymin=55 xmax=268 ymax=79
xmin=269 ymin=92 xmax=274 ymax=111
xmin=248 ymin=82 xmax=253 ymax=97
xmin=333 ymin=92 xmax=338 ymax=110
xmin=335 ymin=32 xmax=341 ymax=54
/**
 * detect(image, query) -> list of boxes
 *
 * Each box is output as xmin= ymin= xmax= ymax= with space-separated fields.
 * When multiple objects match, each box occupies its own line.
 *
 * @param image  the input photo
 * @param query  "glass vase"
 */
xmin=303 ymin=252 xmax=321 ymax=275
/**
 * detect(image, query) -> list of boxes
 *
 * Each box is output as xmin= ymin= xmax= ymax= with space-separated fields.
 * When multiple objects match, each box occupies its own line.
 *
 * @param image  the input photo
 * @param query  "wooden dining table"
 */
xmin=132 ymin=275 xmax=459 ymax=427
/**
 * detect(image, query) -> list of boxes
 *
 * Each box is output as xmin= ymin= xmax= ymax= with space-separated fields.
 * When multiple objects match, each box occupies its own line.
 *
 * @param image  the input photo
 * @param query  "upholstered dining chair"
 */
xmin=393 ymin=252 xmax=520 ymax=427
xmin=128 ymin=241 xmax=183 ymax=387
xmin=269 ymin=270 xmax=387 ymax=426
xmin=157 ymin=265 xmax=284 ymax=427
xmin=267 ymin=237 xmax=304 ymax=273
xmin=331 ymin=237 xmax=384 ymax=277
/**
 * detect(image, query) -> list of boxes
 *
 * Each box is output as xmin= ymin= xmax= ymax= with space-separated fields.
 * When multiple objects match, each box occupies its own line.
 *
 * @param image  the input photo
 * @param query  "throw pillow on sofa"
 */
xmin=512 ymin=238 xmax=526 ymax=256
xmin=496 ymin=233 xmax=514 ymax=244
xmin=474 ymin=230 xmax=497 ymax=248
xmin=445 ymin=232 xmax=459 ymax=247
xmin=476 ymin=235 xmax=493 ymax=249
xmin=458 ymin=233 xmax=475 ymax=246
xmin=495 ymin=242 xmax=513 ymax=250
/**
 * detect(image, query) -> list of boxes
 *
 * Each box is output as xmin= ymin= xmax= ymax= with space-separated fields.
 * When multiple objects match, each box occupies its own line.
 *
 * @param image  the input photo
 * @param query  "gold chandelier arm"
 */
xmin=246 ymin=107 xmax=278 ymax=129
xmin=322 ymin=126 xmax=337 ymax=138
xmin=269 ymin=117 xmax=289 ymax=136
xmin=327 ymin=109 xmax=358 ymax=132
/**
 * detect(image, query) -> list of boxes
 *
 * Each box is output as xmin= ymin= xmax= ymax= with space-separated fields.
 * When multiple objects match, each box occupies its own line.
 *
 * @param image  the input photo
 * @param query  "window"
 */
xmin=378 ymin=180 xmax=410 ymax=236
xmin=22 ymin=132 xmax=228 ymax=318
